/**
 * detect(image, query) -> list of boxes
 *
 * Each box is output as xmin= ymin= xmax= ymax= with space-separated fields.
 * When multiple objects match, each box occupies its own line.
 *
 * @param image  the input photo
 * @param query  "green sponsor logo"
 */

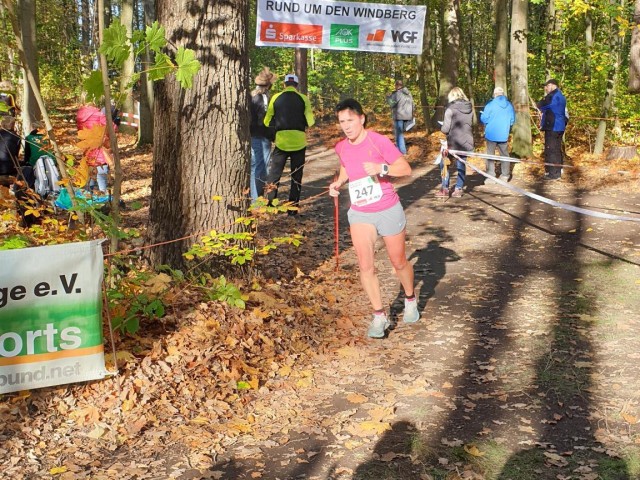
xmin=330 ymin=24 xmax=359 ymax=49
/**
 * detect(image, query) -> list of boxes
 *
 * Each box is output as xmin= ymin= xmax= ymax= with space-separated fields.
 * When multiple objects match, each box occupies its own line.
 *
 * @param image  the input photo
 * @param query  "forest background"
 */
xmin=1 ymin=1 xmax=640 ymax=478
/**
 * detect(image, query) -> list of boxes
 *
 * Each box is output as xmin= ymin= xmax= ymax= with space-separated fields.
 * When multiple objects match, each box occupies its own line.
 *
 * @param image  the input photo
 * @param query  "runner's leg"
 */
xmin=382 ymin=229 xmax=414 ymax=297
xmin=350 ymin=222 xmax=383 ymax=311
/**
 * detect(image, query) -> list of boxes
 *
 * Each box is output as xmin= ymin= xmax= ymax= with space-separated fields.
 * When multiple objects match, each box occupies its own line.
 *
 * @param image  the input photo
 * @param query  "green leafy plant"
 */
xmin=83 ymin=20 xmax=201 ymax=103
xmin=184 ymin=198 xmax=303 ymax=266
xmin=202 ymin=275 xmax=248 ymax=309
xmin=0 ymin=235 xmax=31 ymax=250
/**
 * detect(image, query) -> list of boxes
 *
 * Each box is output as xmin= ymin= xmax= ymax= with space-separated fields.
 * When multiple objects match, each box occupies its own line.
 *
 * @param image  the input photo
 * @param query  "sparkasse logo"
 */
xmin=366 ymin=30 xmax=385 ymax=42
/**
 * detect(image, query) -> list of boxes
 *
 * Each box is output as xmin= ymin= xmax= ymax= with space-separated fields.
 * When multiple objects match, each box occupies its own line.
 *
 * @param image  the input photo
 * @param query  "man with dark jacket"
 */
xmin=0 ymin=115 xmax=22 ymax=185
xmin=264 ymin=73 xmax=315 ymax=215
xmin=537 ymin=78 xmax=567 ymax=180
xmin=481 ymin=87 xmax=515 ymax=183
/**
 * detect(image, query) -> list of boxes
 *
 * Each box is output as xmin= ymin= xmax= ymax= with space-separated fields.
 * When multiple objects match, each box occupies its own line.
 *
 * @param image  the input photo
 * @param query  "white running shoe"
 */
xmin=367 ymin=313 xmax=390 ymax=338
xmin=403 ymin=298 xmax=420 ymax=323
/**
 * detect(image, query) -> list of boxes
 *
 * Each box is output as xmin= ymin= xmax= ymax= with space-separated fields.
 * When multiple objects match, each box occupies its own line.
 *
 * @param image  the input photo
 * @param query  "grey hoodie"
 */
xmin=441 ymin=100 xmax=473 ymax=151
xmin=387 ymin=87 xmax=414 ymax=121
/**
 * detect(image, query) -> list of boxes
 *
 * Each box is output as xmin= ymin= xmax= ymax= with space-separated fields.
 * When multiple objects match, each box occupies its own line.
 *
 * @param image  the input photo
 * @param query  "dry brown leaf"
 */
xmin=346 ymin=393 xmax=368 ymax=404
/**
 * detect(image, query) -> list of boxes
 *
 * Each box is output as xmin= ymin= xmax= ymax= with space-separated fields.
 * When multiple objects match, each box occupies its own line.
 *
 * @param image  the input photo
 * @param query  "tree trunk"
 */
xmin=81 ymin=0 xmax=92 ymax=73
xmin=417 ymin=2 xmax=434 ymax=134
xmin=630 ymin=0 xmax=640 ymax=92
xmin=494 ymin=0 xmax=509 ymax=92
xmin=545 ymin=0 xmax=556 ymax=78
xmin=510 ymin=0 xmax=532 ymax=158
xmin=585 ymin=11 xmax=593 ymax=80
xmin=455 ymin=0 xmax=476 ymax=125
xmin=434 ymin=0 xmax=459 ymax=126
xmin=118 ymin=0 xmax=136 ymax=135
xmin=149 ymin=0 xmax=250 ymax=270
xmin=137 ymin=0 xmax=154 ymax=145
xmin=594 ymin=0 xmax=625 ymax=155
xmin=18 ymin=0 xmax=41 ymax=134
xmin=295 ymin=48 xmax=308 ymax=95
xmin=97 ymin=0 xmax=122 ymax=249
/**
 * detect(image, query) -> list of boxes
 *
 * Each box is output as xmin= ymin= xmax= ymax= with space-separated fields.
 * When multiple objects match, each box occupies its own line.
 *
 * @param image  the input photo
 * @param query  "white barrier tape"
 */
xmin=448 ymin=148 xmax=570 ymax=169
xmin=448 ymin=151 xmax=640 ymax=223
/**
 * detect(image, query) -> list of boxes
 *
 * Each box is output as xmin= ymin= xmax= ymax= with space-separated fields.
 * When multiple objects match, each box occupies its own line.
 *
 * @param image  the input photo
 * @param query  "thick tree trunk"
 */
xmin=295 ymin=48 xmax=308 ymax=95
xmin=137 ymin=0 xmax=154 ymax=145
xmin=149 ymin=0 xmax=250 ymax=270
xmin=494 ymin=0 xmax=509 ymax=92
xmin=118 ymin=0 xmax=136 ymax=135
xmin=510 ymin=0 xmax=532 ymax=158
xmin=434 ymin=0 xmax=459 ymax=125
xmin=18 ymin=0 xmax=41 ymax=134
xmin=630 ymin=0 xmax=640 ymax=92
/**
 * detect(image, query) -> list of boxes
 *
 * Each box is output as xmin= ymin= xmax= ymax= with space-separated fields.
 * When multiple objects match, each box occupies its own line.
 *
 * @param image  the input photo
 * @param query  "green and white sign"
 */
xmin=330 ymin=24 xmax=359 ymax=49
xmin=0 ymin=240 xmax=107 ymax=393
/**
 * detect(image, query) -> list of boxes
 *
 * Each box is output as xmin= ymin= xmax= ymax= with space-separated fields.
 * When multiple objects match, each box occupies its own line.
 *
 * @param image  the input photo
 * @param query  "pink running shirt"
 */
xmin=335 ymin=130 xmax=403 ymax=213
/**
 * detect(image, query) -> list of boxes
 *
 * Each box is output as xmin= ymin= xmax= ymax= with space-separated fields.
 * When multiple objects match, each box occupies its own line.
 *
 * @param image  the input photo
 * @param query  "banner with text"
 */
xmin=256 ymin=0 xmax=427 ymax=55
xmin=0 ymin=240 xmax=107 ymax=394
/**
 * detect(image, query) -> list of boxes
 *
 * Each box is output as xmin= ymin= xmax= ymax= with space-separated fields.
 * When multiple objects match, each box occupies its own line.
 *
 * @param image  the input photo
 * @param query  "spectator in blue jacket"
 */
xmin=537 ymin=79 xmax=567 ymax=180
xmin=480 ymin=87 xmax=515 ymax=183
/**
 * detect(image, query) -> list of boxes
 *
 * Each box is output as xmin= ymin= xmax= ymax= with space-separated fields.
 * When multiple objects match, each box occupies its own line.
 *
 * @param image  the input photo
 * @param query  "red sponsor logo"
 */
xmin=260 ymin=21 xmax=323 ymax=45
xmin=366 ymin=30 xmax=386 ymax=42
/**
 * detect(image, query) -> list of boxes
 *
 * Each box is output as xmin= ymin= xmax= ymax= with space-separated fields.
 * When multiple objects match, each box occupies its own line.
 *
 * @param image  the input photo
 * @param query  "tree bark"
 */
xmin=630 ymin=0 xmax=640 ymax=92
xmin=118 ymin=0 xmax=136 ymax=135
xmin=510 ymin=0 xmax=532 ymax=158
xmin=295 ymin=48 xmax=308 ymax=95
xmin=149 ymin=0 xmax=250 ymax=270
xmin=97 ymin=0 xmax=123 ymax=249
xmin=417 ymin=2 xmax=434 ymax=134
xmin=594 ymin=0 xmax=625 ymax=155
xmin=434 ymin=0 xmax=459 ymax=125
xmin=494 ymin=0 xmax=509 ymax=92
xmin=138 ymin=0 xmax=155 ymax=145
xmin=18 ymin=0 xmax=41 ymax=134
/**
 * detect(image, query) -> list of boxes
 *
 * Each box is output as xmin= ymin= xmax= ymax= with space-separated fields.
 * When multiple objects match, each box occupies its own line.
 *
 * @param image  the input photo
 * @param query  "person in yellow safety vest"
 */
xmin=0 ymin=80 xmax=18 ymax=117
xmin=263 ymin=73 xmax=315 ymax=216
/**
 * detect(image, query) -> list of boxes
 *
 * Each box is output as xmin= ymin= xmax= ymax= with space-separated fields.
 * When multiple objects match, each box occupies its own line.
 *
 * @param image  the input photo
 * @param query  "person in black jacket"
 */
xmin=250 ymin=67 xmax=276 ymax=200
xmin=0 ymin=115 xmax=22 ymax=185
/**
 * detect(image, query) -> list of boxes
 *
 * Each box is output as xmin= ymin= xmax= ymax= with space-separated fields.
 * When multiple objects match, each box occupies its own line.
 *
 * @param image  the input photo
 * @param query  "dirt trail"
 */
xmin=175 ymin=145 xmax=640 ymax=480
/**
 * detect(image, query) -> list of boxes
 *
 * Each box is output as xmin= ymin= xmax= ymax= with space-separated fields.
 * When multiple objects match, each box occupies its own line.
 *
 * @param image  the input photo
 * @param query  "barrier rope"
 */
xmin=447 ymin=150 xmax=640 ymax=223
xmin=448 ymin=149 xmax=573 ymax=169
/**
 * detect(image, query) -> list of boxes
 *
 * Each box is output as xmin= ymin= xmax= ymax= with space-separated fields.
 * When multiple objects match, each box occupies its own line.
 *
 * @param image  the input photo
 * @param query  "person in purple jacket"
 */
xmin=480 ymin=87 xmax=515 ymax=183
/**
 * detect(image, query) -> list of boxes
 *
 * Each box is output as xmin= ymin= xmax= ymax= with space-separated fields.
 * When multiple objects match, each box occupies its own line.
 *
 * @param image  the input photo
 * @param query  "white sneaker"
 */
xmin=403 ymin=298 xmax=420 ymax=323
xmin=367 ymin=313 xmax=390 ymax=338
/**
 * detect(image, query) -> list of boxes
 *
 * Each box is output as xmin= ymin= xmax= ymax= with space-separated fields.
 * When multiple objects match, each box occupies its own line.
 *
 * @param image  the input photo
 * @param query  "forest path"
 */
xmin=197 ymin=144 xmax=640 ymax=480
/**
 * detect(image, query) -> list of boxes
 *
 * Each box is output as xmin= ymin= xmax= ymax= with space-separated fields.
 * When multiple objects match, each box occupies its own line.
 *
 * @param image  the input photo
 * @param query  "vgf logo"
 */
xmin=391 ymin=30 xmax=418 ymax=43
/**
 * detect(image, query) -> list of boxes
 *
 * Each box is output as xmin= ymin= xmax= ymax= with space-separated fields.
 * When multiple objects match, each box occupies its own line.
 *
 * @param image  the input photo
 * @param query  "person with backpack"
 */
xmin=24 ymin=121 xmax=54 ymax=167
xmin=385 ymin=79 xmax=415 ymax=154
